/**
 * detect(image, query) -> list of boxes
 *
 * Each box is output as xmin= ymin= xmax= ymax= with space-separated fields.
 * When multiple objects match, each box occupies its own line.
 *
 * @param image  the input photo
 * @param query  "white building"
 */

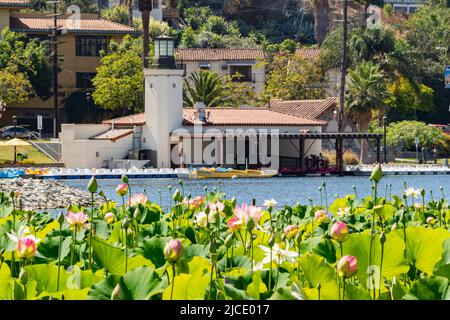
xmin=175 ymin=48 xmax=266 ymax=95
xmin=384 ymin=0 xmax=428 ymax=14
xmin=61 ymin=37 xmax=325 ymax=169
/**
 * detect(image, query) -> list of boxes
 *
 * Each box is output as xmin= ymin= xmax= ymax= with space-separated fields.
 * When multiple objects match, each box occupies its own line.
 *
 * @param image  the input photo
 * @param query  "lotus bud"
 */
xmin=18 ymin=268 xmax=27 ymax=284
xmin=391 ymin=223 xmax=397 ymax=230
xmin=379 ymin=232 xmax=386 ymax=245
xmin=121 ymin=175 xmax=129 ymax=184
xmin=111 ymin=283 xmax=125 ymax=300
xmin=57 ymin=213 xmax=65 ymax=225
xmin=426 ymin=216 xmax=436 ymax=225
xmin=164 ymin=239 xmax=183 ymax=264
xmin=121 ymin=216 xmax=130 ymax=229
xmin=420 ymin=188 xmax=425 ymax=197
xmin=268 ymin=233 xmax=276 ymax=248
xmin=373 ymin=205 xmax=383 ymax=216
xmin=246 ymin=217 xmax=255 ymax=231
xmin=224 ymin=233 xmax=234 ymax=247
xmin=87 ymin=176 xmax=98 ymax=194
xmin=337 ymin=255 xmax=357 ymax=278
xmin=330 ymin=221 xmax=349 ymax=243
xmin=173 ymin=189 xmax=182 ymax=203
xmin=133 ymin=207 xmax=142 ymax=221
xmin=116 ymin=183 xmax=128 ymax=197
xmin=370 ymin=163 xmax=383 ymax=183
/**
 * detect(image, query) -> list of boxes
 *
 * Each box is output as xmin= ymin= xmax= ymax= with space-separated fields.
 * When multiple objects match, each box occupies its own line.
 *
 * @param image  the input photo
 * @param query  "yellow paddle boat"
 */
xmin=190 ymin=168 xmax=278 ymax=179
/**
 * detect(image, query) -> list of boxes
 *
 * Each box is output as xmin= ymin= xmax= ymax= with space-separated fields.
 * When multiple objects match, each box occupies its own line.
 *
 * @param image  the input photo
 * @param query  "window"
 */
xmin=76 ymin=36 xmax=108 ymax=56
xmin=199 ymin=62 xmax=211 ymax=70
xmin=76 ymin=73 xmax=96 ymax=88
xmin=229 ymin=65 xmax=252 ymax=82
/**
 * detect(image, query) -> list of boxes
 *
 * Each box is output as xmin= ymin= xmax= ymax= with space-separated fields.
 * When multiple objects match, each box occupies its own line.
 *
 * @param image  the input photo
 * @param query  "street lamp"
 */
xmin=383 ymin=116 xmax=387 ymax=163
xmin=12 ymin=115 xmax=17 ymax=163
xmin=86 ymin=92 xmax=92 ymax=123
xmin=153 ymin=35 xmax=176 ymax=69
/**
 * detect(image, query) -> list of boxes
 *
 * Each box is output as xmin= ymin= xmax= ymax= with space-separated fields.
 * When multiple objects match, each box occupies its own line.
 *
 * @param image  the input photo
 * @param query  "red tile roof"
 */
xmin=175 ymin=48 xmax=265 ymax=61
xmin=10 ymin=17 xmax=138 ymax=34
xmin=0 ymin=0 xmax=30 ymax=7
xmin=91 ymin=129 xmax=134 ymax=141
xmin=103 ymin=113 xmax=146 ymax=126
xmin=103 ymin=108 xmax=327 ymax=127
xmin=269 ymin=98 xmax=337 ymax=120
xmin=295 ymin=47 xmax=321 ymax=60
xmin=183 ymin=108 xmax=326 ymax=126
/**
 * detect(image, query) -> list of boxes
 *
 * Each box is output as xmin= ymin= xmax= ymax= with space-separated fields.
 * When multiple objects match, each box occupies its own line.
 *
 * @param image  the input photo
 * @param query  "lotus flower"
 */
xmin=263 ymin=199 xmax=278 ymax=209
xmin=129 ymin=193 xmax=148 ymax=206
xmin=233 ymin=203 xmax=262 ymax=226
xmin=426 ymin=216 xmax=436 ymax=225
xmin=314 ymin=209 xmax=327 ymax=224
xmin=404 ymin=187 xmax=421 ymax=199
xmin=259 ymin=242 xmax=298 ymax=266
xmin=194 ymin=211 xmax=216 ymax=227
xmin=284 ymin=224 xmax=299 ymax=239
xmin=227 ymin=216 xmax=242 ymax=232
xmin=164 ymin=239 xmax=183 ymax=264
xmin=337 ymin=207 xmax=350 ymax=218
xmin=65 ymin=211 xmax=89 ymax=230
xmin=330 ymin=221 xmax=349 ymax=243
xmin=188 ymin=196 xmax=205 ymax=209
xmin=116 ymin=183 xmax=128 ymax=197
xmin=104 ymin=212 xmax=115 ymax=224
xmin=7 ymin=226 xmax=40 ymax=259
xmin=337 ymin=255 xmax=358 ymax=278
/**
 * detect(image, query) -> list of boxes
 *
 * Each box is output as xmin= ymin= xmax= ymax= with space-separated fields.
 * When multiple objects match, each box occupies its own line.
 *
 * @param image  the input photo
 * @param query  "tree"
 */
xmin=385 ymin=76 xmax=434 ymax=121
xmin=264 ymin=51 xmax=326 ymax=101
xmin=302 ymin=0 xmax=330 ymax=45
xmin=101 ymin=5 xmax=129 ymax=25
xmin=0 ymin=66 xmax=33 ymax=105
xmin=92 ymin=39 xmax=144 ymax=115
xmin=183 ymin=71 xmax=229 ymax=108
xmin=345 ymin=61 xmax=387 ymax=163
xmin=0 ymin=28 xmax=52 ymax=101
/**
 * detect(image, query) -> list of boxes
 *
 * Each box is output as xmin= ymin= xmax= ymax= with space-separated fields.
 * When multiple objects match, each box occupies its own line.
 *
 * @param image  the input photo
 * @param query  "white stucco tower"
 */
xmin=143 ymin=36 xmax=184 ymax=168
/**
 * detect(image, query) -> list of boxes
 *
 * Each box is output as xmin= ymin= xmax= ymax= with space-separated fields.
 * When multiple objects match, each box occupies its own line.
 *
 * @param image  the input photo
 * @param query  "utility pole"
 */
xmin=338 ymin=0 xmax=348 ymax=134
xmin=49 ymin=0 xmax=61 ymax=139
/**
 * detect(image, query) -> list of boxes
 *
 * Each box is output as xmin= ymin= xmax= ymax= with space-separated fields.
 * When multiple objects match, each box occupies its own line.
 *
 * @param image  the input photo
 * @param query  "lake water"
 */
xmin=61 ymin=175 xmax=450 ymax=208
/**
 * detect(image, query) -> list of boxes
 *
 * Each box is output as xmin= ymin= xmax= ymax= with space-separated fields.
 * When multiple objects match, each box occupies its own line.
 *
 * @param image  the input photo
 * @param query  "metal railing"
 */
xmin=27 ymin=132 xmax=61 ymax=162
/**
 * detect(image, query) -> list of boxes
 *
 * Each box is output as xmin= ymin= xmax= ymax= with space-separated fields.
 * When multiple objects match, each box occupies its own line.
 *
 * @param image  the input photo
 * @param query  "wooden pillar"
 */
xmin=299 ymin=137 xmax=305 ymax=174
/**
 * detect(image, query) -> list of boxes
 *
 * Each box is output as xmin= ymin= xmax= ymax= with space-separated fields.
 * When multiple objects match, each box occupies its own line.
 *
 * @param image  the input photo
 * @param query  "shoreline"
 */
xmin=0 ymin=178 xmax=101 ymax=210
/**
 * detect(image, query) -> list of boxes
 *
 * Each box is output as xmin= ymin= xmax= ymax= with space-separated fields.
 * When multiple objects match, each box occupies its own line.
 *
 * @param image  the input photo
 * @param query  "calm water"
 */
xmin=61 ymin=175 xmax=450 ymax=208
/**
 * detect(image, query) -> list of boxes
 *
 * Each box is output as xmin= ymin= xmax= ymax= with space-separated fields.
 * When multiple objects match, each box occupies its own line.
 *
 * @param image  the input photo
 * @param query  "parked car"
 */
xmin=0 ymin=126 xmax=40 ymax=140
xmin=428 ymin=124 xmax=450 ymax=135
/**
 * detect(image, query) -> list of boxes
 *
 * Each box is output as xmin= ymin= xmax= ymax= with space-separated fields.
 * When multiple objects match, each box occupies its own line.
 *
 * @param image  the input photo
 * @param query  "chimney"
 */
xmin=195 ymin=101 xmax=206 ymax=122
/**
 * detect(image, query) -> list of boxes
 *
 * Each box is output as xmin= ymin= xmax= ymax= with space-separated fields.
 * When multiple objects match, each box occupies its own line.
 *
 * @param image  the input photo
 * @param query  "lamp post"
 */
xmin=12 ymin=115 xmax=17 ymax=163
xmin=153 ymin=35 xmax=175 ymax=69
xmin=383 ymin=116 xmax=387 ymax=163
xmin=86 ymin=92 xmax=92 ymax=123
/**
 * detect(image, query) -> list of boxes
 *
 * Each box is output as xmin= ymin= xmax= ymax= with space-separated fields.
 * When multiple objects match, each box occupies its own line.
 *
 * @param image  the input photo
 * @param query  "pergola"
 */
xmin=278 ymin=132 xmax=383 ymax=174
xmin=170 ymin=132 xmax=383 ymax=174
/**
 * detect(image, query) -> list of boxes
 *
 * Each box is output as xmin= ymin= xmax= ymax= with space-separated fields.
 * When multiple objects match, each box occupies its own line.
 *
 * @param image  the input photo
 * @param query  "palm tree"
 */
xmin=303 ymin=0 xmax=330 ymax=45
xmin=139 ymin=0 xmax=152 ymax=68
xmin=183 ymin=71 xmax=229 ymax=108
xmin=345 ymin=61 xmax=387 ymax=163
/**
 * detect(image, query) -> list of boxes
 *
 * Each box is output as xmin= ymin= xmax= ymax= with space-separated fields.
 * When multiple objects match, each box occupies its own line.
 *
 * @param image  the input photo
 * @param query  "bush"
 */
xmin=384 ymin=3 xmax=393 ymax=16
xmin=323 ymin=150 xmax=360 ymax=165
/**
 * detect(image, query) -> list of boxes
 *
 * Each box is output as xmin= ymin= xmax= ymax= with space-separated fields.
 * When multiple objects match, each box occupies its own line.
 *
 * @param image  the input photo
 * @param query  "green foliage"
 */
xmin=0 ymin=28 xmax=52 ymax=103
xmin=264 ymin=51 xmax=325 ymax=101
xmin=100 ymin=5 xmax=129 ymax=25
xmin=183 ymin=71 xmax=228 ymax=108
xmin=92 ymin=39 xmax=144 ymax=114
xmin=384 ymin=3 xmax=393 ymax=16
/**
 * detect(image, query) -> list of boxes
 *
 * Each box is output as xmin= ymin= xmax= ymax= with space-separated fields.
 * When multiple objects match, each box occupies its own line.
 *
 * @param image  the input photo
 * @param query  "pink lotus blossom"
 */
xmin=227 ymin=216 xmax=242 ymax=232
xmin=426 ymin=216 xmax=436 ymax=225
xmin=337 ymin=255 xmax=358 ymax=278
xmin=7 ymin=226 xmax=40 ymax=259
xmin=284 ymin=224 xmax=299 ymax=239
xmin=330 ymin=221 xmax=349 ymax=243
xmin=129 ymin=193 xmax=148 ymax=206
xmin=116 ymin=183 xmax=128 ymax=196
xmin=188 ymin=196 xmax=205 ymax=209
xmin=65 ymin=211 xmax=89 ymax=230
xmin=314 ymin=209 xmax=327 ymax=224
xmin=233 ymin=203 xmax=262 ymax=226
xmin=164 ymin=239 xmax=183 ymax=264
